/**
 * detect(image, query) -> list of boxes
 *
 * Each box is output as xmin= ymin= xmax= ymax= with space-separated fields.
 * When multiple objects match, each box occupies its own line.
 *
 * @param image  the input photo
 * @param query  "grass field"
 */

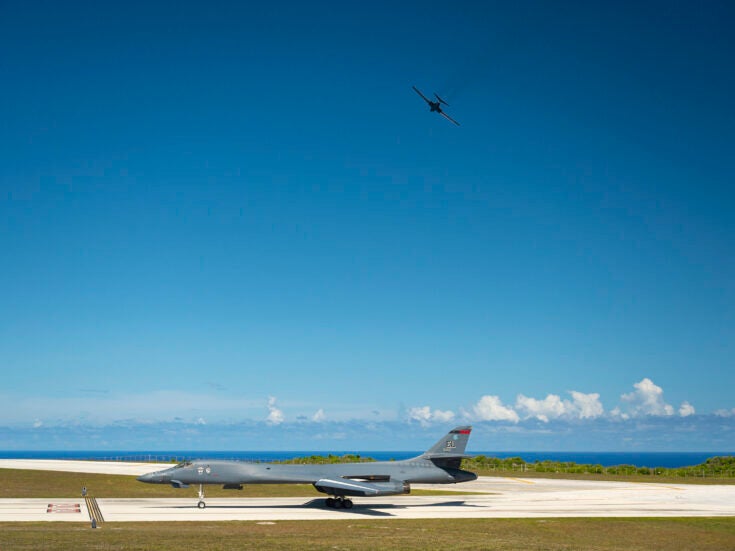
xmin=1 ymin=518 xmax=734 ymax=550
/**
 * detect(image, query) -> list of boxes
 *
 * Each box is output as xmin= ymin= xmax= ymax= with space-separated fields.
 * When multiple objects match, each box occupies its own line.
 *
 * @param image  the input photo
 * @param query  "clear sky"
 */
xmin=2 ymin=1 xmax=735 ymax=451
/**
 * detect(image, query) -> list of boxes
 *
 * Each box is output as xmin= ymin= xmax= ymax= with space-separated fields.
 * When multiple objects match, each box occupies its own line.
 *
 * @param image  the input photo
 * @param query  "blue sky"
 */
xmin=1 ymin=1 xmax=735 ymax=451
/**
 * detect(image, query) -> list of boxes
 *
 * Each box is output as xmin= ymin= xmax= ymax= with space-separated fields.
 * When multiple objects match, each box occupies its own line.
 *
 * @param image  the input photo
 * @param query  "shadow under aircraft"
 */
xmin=138 ymin=426 xmax=476 ymax=509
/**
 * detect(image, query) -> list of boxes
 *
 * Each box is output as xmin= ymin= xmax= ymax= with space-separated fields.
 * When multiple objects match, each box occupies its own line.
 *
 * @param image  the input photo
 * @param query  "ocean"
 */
xmin=1 ymin=450 xmax=732 ymax=468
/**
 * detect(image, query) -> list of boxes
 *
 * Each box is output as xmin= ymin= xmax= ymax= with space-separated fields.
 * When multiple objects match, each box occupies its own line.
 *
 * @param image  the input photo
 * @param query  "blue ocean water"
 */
xmin=0 ymin=450 xmax=731 ymax=468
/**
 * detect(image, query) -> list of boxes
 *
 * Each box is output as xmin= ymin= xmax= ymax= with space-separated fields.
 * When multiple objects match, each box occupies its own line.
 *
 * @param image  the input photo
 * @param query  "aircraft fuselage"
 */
xmin=138 ymin=457 xmax=476 ymax=489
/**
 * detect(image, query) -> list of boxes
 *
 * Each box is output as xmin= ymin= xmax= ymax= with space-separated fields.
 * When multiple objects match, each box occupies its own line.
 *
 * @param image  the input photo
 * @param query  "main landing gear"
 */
xmin=325 ymin=496 xmax=353 ymax=509
xmin=197 ymin=484 xmax=206 ymax=509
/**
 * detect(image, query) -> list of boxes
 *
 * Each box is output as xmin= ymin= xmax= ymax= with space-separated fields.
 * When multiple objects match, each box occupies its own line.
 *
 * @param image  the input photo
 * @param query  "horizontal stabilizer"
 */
xmin=425 ymin=454 xmax=473 ymax=471
xmin=423 ymin=453 xmax=474 ymax=460
xmin=434 ymin=93 xmax=449 ymax=106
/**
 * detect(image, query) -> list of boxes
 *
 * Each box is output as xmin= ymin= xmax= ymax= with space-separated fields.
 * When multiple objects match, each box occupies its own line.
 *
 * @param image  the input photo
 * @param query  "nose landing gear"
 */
xmin=197 ymin=484 xmax=206 ymax=509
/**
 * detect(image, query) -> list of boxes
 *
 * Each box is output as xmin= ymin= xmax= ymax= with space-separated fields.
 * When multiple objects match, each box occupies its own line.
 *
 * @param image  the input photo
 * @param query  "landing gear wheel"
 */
xmin=325 ymin=498 xmax=335 ymax=508
xmin=344 ymin=499 xmax=353 ymax=509
xmin=197 ymin=484 xmax=206 ymax=509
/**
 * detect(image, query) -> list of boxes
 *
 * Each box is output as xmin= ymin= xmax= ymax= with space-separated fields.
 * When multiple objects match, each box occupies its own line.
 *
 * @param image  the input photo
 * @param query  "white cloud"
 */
xmin=714 ymin=408 xmax=735 ymax=418
xmin=569 ymin=391 xmax=604 ymax=419
xmin=432 ymin=409 xmax=456 ymax=423
xmin=472 ymin=396 xmax=519 ymax=423
xmin=312 ymin=408 xmax=326 ymax=422
xmin=619 ymin=378 xmax=674 ymax=417
xmin=679 ymin=401 xmax=695 ymax=417
xmin=610 ymin=406 xmax=629 ymax=420
xmin=408 ymin=406 xmax=455 ymax=426
xmin=515 ymin=394 xmax=566 ymax=423
xmin=408 ymin=406 xmax=431 ymax=424
xmin=266 ymin=396 xmax=284 ymax=425
xmin=33 ymin=419 xmax=43 ymax=428
xmin=514 ymin=391 xmax=604 ymax=422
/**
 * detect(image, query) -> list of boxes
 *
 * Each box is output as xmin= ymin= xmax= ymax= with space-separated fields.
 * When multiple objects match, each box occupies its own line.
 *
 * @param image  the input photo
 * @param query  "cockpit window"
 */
xmin=173 ymin=461 xmax=192 ymax=469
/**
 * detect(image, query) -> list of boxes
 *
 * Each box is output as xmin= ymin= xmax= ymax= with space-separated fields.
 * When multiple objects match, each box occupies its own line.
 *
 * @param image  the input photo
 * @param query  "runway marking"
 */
xmin=85 ymin=496 xmax=105 ymax=524
xmin=47 ymin=503 xmax=81 ymax=514
xmin=616 ymin=485 xmax=685 ymax=492
xmin=508 ymin=478 xmax=535 ymax=484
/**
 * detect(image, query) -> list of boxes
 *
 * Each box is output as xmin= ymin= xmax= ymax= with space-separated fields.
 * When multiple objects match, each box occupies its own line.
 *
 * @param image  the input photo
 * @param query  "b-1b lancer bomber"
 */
xmin=138 ymin=426 xmax=476 ymax=509
xmin=413 ymin=86 xmax=460 ymax=126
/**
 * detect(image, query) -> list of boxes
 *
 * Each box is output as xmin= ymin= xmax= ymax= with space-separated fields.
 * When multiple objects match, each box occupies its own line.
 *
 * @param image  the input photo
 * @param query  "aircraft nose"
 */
xmin=137 ymin=470 xmax=169 ymax=483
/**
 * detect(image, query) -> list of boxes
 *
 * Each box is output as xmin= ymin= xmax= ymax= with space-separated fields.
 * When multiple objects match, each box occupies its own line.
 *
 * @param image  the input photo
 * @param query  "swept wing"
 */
xmin=440 ymin=111 xmax=460 ymax=126
xmin=314 ymin=477 xmax=409 ymax=497
xmin=412 ymin=86 xmax=432 ymax=105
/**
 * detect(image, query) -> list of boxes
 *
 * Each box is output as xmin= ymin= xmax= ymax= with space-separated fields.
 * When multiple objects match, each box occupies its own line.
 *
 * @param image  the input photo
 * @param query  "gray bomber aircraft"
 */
xmin=412 ymin=86 xmax=460 ymax=126
xmin=137 ymin=426 xmax=476 ymax=509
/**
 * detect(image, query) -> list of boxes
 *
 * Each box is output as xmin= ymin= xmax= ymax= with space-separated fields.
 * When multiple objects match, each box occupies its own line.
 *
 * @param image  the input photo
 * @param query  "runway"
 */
xmin=0 ymin=459 xmax=164 ymax=476
xmin=1 ymin=460 xmax=734 ymax=521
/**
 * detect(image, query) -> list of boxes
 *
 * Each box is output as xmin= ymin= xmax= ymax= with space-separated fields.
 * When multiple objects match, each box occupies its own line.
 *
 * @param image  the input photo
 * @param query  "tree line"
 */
xmin=460 ymin=455 xmax=735 ymax=478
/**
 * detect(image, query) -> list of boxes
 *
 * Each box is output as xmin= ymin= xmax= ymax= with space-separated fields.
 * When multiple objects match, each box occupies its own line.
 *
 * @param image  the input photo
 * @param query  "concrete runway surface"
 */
xmin=1 ymin=459 xmax=734 ymax=521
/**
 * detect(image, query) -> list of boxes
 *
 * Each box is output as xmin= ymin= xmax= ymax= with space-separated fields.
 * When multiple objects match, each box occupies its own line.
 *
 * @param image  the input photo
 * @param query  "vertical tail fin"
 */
xmin=422 ymin=426 xmax=472 ymax=457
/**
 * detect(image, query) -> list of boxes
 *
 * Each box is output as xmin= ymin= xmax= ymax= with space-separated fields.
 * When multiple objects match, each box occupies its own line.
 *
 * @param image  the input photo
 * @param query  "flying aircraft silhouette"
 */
xmin=412 ymin=86 xmax=460 ymax=126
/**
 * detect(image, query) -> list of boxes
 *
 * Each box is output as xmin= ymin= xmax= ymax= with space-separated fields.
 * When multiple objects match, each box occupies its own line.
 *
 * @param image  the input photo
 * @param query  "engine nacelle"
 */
xmin=369 ymin=480 xmax=411 ymax=496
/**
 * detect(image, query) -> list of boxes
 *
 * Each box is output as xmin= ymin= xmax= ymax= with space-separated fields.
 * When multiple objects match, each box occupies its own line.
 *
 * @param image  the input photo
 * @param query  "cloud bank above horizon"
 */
xmin=409 ymin=378 xmax=695 ymax=426
xmin=2 ymin=377 xmax=732 ymax=451
xmin=1 ymin=377 xmax=711 ymax=428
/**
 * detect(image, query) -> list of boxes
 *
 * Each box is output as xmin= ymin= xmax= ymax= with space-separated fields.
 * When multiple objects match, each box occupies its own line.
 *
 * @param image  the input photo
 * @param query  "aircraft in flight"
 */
xmin=138 ymin=426 xmax=476 ymax=509
xmin=412 ymin=86 xmax=460 ymax=126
